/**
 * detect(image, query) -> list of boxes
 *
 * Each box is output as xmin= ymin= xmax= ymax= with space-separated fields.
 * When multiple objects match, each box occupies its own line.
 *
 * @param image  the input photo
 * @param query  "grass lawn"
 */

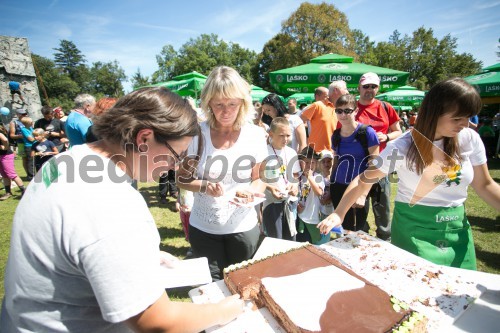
xmin=1 ymin=158 xmax=499 ymax=304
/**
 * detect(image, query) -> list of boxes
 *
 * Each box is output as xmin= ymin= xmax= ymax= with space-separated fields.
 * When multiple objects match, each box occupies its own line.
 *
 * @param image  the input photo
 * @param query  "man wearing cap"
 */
xmin=9 ymin=109 xmax=30 ymax=177
xmin=356 ymin=72 xmax=402 ymax=241
xmin=65 ymin=94 xmax=96 ymax=147
xmin=300 ymin=85 xmax=338 ymax=152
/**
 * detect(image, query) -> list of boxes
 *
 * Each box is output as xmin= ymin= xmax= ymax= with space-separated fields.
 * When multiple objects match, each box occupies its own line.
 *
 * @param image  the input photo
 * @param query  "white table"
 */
xmin=189 ymin=233 xmax=500 ymax=332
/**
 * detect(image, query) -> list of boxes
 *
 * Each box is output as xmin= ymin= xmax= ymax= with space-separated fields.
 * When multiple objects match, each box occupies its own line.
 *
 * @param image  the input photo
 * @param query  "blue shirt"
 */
xmin=331 ymin=123 xmax=379 ymax=185
xmin=9 ymin=81 xmax=20 ymax=91
xmin=20 ymin=127 xmax=34 ymax=148
xmin=65 ymin=111 xmax=92 ymax=147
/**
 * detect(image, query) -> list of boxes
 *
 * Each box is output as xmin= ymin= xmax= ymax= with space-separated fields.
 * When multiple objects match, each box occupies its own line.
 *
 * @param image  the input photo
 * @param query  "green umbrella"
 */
xmin=173 ymin=71 xmax=207 ymax=80
xmin=150 ymin=76 xmax=206 ymax=99
xmin=464 ymin=64 xmax=500 ymax=98
xmin=269 ymin=53 xmax=409 ymax=95
xmin=286 ymin=93 xmax=315 ymax=105
xmin=375 ymin=85 xmax=426 ymax=107
xmin=250 ymin=85 xmax=272 ymax=102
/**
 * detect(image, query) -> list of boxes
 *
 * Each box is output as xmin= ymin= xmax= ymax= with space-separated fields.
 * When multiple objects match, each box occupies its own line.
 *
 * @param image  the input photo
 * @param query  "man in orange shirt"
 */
xmin=356 ymin=72 xmax=402 ymax=240
xmin=301 ymin=81 xmax=347 ymax=152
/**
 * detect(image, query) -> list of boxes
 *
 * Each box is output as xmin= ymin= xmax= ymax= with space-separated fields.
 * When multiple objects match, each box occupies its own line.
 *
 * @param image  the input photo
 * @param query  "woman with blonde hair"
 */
xmin=177 ymin=66 xmax=267 ymax=280
xmin=319 ymin=78 xmax=500 ymax=270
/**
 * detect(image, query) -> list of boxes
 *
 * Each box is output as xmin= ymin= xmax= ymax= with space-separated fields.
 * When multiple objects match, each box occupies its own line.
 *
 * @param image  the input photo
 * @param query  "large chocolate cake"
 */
xmin=224 ymin=244 xmax=426 ymax=333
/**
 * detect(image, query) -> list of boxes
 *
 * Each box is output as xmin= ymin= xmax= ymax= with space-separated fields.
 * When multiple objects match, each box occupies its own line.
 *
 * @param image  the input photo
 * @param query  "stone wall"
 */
xmin=0 ymin=35 xmax=42 ymax=126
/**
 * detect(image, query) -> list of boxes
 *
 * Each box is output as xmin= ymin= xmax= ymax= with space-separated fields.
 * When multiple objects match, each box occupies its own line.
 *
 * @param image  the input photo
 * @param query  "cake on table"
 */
xmin=224 ymin=244 xmax=426 ymax=333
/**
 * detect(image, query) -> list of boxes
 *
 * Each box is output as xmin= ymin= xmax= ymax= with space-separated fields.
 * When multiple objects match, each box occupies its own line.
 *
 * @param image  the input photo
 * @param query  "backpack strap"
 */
xmin=354 ymin=124 xmax=371 ymax=158
xmin=331 ymin=128 xmax=342 ymax=151
xmin=381 ymin=101 xmax=389 ymax=115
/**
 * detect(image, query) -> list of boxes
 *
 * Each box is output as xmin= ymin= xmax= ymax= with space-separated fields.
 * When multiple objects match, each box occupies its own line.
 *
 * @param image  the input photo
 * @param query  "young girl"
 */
xmin=20 ymin=117 xmax=35 ymax=180
xmin=31 ymin=128 xmax=58 ymax=171
xmin=319 ymin=78 xmax=500 ymax=270
xmin=317 ymin=150 xmax=334 ymax=221
xmin=330 ymin=94 xmax=380 ymax=232
xmin=297 ymin=146 xmax=329 ymax=244
xmin=261 ymin=117 xmax=300 ymax=240
xmin=0 ymin=126 xmax=25 ymax=200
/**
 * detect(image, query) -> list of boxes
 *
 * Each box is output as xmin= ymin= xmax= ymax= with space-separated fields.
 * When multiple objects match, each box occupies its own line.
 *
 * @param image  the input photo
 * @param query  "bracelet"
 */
xmin=385 ymin=134 xmax=390 ymax=142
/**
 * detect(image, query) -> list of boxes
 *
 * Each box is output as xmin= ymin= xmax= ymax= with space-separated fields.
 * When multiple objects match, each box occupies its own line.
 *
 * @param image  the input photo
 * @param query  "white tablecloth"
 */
xmin=189 ymin=232 xmax=500 ymax=332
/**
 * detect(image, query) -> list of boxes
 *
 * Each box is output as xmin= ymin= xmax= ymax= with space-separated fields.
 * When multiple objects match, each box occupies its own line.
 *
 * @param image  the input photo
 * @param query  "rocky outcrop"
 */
xmin=0 ymin=36 xmax=42 ymax=125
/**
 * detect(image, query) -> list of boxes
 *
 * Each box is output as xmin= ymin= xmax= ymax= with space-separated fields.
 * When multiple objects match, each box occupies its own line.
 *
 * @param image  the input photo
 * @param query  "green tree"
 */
xmin=152 ymin=45 xmax=178 ymax=83
xmin=131 ymin=69 xmax=151 ymax=90
xmin=350 ymin=29 xmax=376 ymax=64
xmin=153 ymin=34 xmax=257 ymax=84
xmin=53 ymin=40 xmax=86 ymax=81
xmin=31 ymin=53 xmax=80 ymax=110
xmin=88 ymin=60 xmax=126 ymax=97
xmin=282 ymin=2 xmax=355 ymax=63
xmin=371 ymin=27 xmax=482 ymax=88
xmin=251 ymin=33 xmax=297 ymax=91
xmin=252 ymin=2 xmax=357 ymax=91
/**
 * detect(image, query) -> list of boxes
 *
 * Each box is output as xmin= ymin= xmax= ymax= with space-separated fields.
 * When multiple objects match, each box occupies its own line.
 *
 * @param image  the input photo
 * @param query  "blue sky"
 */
xmin=1 ymin=0 xmax=499 ymax=92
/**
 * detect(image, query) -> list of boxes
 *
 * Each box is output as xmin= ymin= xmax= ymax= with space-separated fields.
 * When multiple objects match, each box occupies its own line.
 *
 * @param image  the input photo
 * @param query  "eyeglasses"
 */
xmin=210 ymin=99 xmax=242 ymax=112
xmin=164 ymin=141 xmax=183 ymax=165
xmin=362 ymin=84 xmax=378 ymax=90
xmin=335 ymin=108 xmax=355 ymax=115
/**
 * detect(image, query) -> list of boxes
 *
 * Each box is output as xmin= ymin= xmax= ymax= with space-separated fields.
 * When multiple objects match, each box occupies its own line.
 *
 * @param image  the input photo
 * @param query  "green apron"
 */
xmin=392 ymin=202 xmax=476 ymax=270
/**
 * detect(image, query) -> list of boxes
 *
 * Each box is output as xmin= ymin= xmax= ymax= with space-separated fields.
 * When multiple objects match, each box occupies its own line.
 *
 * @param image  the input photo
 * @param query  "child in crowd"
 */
xmin=31 ymin=129 xmax=58 ymax=171
xmin=0 ymin=126 xmax=25 ymax=200
xmin=317 ymin=150 xmax=334 ymax=221
xmin=261 ymin=117 xmax=300 ymax=240
xmin=297 ymin=146 xmax=329 ymax=244
xmin=20 ymin=117 xmax=35 ymax=180
xmin=176 ymin=187 xmax=194 ymax=256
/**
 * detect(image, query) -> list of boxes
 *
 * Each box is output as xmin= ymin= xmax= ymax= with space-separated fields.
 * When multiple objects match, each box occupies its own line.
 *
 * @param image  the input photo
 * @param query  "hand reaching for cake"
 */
xmin=215 ymin=294 xmax=246 ymax=325
xmin=317 ymin=212 xmax=342 ymax=234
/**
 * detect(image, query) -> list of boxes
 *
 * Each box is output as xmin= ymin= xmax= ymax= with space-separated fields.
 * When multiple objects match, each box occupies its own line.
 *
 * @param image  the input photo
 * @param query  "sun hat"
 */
xmin=16 ymin=108 xmax=27 ymax=115
xmin=319 ymin=150 xmax=334 ymax=161
xmin=359 ymin=72 xmax=380 ymax=86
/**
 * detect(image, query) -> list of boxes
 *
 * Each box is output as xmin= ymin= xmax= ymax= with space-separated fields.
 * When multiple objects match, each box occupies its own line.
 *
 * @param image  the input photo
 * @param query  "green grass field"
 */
xmin=1 ymin=158 xmax=499 ymax=303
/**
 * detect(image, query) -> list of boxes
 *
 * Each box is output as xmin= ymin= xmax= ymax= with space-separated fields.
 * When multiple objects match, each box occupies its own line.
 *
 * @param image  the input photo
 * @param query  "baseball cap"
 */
xmin=16 ymin=108 xmax=28 ymax=115
xmin=359 ymin=72 xmax=380 ymax=86
xmin=319 ymin=150 xmax=334 ymax=161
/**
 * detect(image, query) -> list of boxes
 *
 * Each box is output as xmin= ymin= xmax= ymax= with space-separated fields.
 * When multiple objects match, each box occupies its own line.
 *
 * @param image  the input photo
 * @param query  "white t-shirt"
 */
xmin=262 ymin=144 xmax=301 ymax=209
xmin=298 ymin=172 xmax=325 ymax=224
xmin=377 ymin=128 xmax=487 ymax=207
xmin=287 ymin=114 xmax=303 ymax=152
xmin=188 ymin=121 xmax=268 ymax=234
xmin=1 ymin=145 xmax=165 ymax=333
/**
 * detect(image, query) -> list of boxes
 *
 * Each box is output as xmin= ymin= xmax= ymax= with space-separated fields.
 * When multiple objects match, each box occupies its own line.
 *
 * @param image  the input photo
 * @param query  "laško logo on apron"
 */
xmin=435 ymin=214 xmax=460 ymax=223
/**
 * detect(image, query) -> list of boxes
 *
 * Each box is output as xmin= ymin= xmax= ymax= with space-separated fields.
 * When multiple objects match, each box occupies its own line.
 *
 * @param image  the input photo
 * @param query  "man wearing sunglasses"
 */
xmin=356 ymin=72 xmax=402 ymax=241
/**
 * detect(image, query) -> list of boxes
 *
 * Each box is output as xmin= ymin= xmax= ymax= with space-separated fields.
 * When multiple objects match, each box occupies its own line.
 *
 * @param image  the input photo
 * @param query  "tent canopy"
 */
xmin=173 ymin=71 xmax=207 ymax=80
xmin=269 ymin=53 xmax=409 ymax=95
xmin=375 ymin=85 xmax=426 ymax=107
xmin=150 ymin=77 xmax=206 ymax=98
xmin=286 ymin=93 xmax=315 ymax=105
xmin=464 ymin=63 xmax=500 ymax=99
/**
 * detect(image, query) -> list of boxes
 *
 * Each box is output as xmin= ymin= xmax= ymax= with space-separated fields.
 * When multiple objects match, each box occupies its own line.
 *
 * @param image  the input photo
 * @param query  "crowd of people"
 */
xmin=1 ymin=67 xmax=499 ymax=332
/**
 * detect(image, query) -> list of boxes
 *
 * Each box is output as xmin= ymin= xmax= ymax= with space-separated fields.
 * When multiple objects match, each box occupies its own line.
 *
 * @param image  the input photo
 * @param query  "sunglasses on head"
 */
xmin=335 ymin=108 xmax=355 ymax=115
xmin=362 ymin=84 xmax=378 ymax=89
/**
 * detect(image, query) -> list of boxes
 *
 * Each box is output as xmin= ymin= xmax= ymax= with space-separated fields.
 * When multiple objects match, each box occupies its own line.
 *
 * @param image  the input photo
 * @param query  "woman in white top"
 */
xmin=261 ymin=93 xmax=307 ymax=153
xmin=176 ymin=66 xmax=267 ymax=280
xmin=319 ymin=78 xmax=500 ymax=270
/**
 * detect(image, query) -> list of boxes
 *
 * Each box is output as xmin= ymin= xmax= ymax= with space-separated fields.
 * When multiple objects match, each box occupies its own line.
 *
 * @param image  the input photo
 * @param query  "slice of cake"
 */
xmin=224 ymin=244 xmax=426 ymax=333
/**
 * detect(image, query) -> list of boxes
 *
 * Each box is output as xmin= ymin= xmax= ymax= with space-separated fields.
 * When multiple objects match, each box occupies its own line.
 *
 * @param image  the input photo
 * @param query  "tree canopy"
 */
xmin=34 ymin=40 xmax=127 ymax=109
xmin=152 ymin=34 xmax=257 ymax=84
